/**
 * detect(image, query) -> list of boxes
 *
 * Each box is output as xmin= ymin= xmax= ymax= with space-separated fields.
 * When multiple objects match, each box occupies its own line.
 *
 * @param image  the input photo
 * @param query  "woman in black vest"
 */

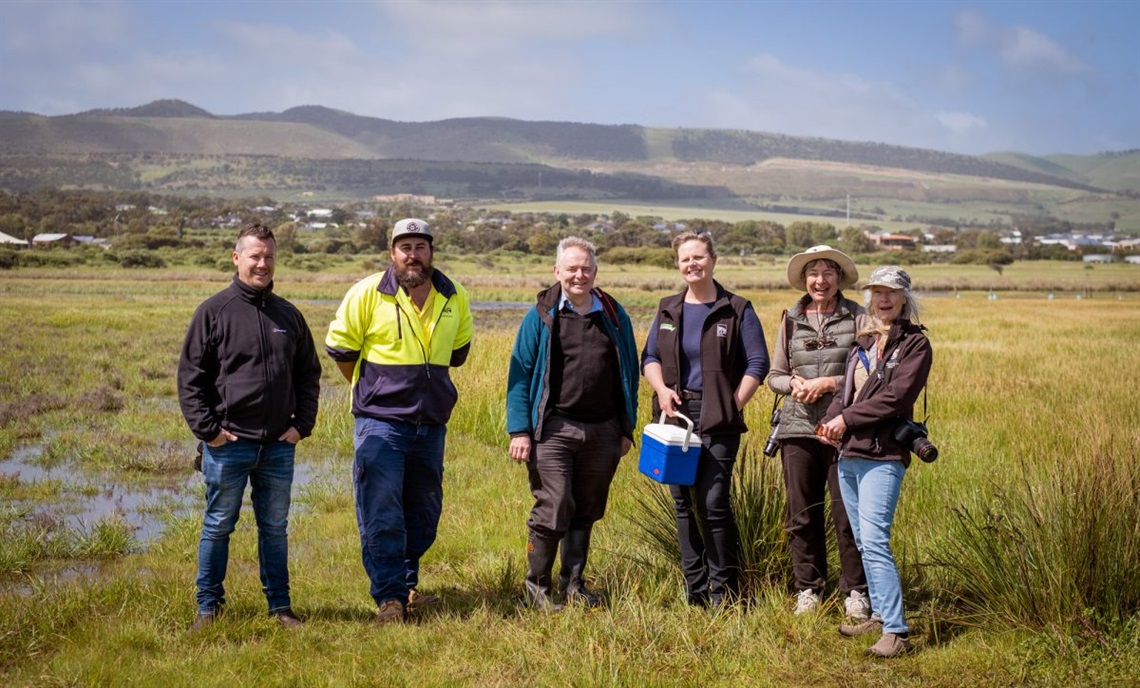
xmin=642 ymin=232 xmax=769 ymax=607
xmin=768 ymin=246 xmax=870 ymax=619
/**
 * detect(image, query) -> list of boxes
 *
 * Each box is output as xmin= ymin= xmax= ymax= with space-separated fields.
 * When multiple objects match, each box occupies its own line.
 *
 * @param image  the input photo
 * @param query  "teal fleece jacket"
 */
xmin=506 ymin=284 xmax=639 ymax=442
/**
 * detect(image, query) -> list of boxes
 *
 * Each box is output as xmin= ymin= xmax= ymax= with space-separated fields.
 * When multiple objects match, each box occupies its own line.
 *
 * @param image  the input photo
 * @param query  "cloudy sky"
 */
xmin=1 ymin=0 xmax=1137 ymax=156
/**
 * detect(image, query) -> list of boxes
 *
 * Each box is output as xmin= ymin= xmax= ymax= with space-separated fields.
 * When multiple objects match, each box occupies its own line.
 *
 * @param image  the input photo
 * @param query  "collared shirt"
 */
xmin=558 ymin=292 xmax=603 ymax=315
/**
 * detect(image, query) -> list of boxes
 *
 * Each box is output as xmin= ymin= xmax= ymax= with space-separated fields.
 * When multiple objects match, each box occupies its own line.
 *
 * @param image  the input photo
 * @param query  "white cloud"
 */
xmin=1 ymin=0 xmax=131 ymax=56
xmin=376 ymin=0 xmax=642 ymax=51
xmin=952 ymin=9 xmax=1094 ymax=81
xmin=707 ymin=53 xmax=929 ymax=144
xmin=953 ymin=9 xmax=992 ymax=46
xmin=933 ymin=65 xmax=973 ymax=93
xmin=1000 ymin=26 xmax=1093 ymax=78
xmin=937 ymin=112 xmax=987 ymax=135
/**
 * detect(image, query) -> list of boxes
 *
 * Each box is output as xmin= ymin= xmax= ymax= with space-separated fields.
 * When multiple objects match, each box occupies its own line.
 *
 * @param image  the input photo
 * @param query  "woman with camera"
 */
xmin=818 ymin=265 xmax=933 ymax=658
xmin=768 ymin=246 xmax=870 ymax=620
xmin=642 ymin=231 xmax=769 ymax=608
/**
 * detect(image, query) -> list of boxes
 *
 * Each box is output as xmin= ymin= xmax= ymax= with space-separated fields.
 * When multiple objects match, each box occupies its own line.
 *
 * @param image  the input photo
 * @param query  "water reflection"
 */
xmin=0 ymin=446 xmax=333 ymax=545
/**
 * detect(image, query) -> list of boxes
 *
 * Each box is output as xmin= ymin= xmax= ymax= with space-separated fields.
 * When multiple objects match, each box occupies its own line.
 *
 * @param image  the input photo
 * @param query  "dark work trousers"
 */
xmin=526 ymin=414 xmax=623 ymax=538
xmin=670 ymin=398 xmax=742 ymax=604
xmin=780 ymin=436 xmax=867 ymax=596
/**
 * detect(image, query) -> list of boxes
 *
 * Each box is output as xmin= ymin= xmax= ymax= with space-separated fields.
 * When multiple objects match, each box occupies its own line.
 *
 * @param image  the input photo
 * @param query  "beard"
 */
xmin=395 ymin=260 xmax=433 ymax=289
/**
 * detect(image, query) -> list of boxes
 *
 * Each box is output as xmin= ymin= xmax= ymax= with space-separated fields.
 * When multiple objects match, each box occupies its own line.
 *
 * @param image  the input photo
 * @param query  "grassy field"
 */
xmin=1 ymin=260 xmax=1138 ymax=686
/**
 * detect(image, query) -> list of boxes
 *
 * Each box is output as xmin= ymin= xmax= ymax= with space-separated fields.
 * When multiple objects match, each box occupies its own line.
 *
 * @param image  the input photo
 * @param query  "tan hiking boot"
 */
xmin=867 ymin=632 xmax=912 ymax=658
xmin=839 ymin=617 xmax=883 ymax=637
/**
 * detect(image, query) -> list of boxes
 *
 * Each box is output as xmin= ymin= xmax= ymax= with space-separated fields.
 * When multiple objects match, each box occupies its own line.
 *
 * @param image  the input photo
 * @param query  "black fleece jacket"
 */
xmin=178 ymin=275 xmax=322 ymax=443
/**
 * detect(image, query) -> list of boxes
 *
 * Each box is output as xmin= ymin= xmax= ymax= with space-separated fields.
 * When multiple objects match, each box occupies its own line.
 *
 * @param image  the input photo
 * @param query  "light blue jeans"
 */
xmin=837 ymin=457 xmax=908 ymax=634
xmin=197 ymin=439 xmax=295 ymax=614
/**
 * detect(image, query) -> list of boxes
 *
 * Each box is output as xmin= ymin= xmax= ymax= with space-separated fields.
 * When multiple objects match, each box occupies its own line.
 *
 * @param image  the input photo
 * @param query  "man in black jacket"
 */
xmin=178 ymin=223 xmax=322 ymax=631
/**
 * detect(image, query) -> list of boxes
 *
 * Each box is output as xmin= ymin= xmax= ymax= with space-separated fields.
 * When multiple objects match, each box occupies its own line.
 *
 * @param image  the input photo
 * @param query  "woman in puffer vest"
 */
xmin=768 ymin=246 xmax=870 ymax=620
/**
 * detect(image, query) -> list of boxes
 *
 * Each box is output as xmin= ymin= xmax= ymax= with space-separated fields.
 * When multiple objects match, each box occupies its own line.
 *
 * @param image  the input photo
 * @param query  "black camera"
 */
xmin=762 ymin=409 xmax=782 ymax=457
xmin=892 ymin=420 xmax=938 ymax=463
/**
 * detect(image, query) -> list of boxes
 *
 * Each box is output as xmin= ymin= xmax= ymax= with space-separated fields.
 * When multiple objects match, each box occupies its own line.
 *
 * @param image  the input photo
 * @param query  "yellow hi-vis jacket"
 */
xmin=325 ymin=266 xmax=473 ymax=425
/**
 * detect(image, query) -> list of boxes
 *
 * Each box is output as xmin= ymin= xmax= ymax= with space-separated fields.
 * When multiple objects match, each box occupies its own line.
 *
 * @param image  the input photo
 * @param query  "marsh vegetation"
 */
xmin=1 ymin=258 xmax=1137 ymax=686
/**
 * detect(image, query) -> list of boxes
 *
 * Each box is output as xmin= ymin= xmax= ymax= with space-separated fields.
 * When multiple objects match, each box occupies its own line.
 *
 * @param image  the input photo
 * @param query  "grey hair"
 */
xmin=861 ymin=289 xmax=922 ymax=334
xmin=556 ymin=236 xmax=597 ymax=265
xmin=902 ymin=292 xmax=922 ymax=325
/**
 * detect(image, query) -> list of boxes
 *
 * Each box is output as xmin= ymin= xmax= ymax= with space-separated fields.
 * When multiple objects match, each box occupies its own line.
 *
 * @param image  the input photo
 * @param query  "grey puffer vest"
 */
xmin=777 ymin=295 xmax=862 ymax=440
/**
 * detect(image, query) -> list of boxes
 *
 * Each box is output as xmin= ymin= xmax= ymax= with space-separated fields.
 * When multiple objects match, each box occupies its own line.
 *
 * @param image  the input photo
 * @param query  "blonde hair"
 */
xmin=671 ymin=231 xmax=717 ymax=262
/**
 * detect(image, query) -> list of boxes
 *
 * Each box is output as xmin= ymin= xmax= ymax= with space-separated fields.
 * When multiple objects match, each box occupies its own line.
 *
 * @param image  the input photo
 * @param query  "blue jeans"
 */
xmin=837 ymin=457 xmax=908 ymax=634
xmin=197 ymin=439 xmax=295 ymax=614
xmin=354 ymin=417 xmax=446 ymax=606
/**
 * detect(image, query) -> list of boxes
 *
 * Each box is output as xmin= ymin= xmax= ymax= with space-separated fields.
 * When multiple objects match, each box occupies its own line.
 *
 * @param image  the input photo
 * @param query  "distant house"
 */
xmin=922 ymin=244 xmax=956 ymax=253
xmin=0 ymin=231 xmax=27 ymax=248
xmin=32 ymin=233 xmax=75 ymax=248
xmin=999 ymin=229 xmax=1023 ymax=245
xmin=875 ymin=233 xmax=917 ymax=250
xmin=73 ymin=235 xmax=110 ymax=248
xmin=1040 ymin=232 xmax=1117 ymax=252
xmin=373 ymin=194 xmax=438 ymax=204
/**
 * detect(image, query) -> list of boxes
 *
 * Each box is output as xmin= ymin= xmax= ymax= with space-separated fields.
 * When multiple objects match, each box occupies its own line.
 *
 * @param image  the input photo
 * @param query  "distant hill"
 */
xmin=1045 ymin=151 xmax=1140 ymax=193
xmin=1 ymin=100 xmax=1137 ymax=233
xmin=0 ymin=100 xmax=1110 ymax=191
xmin=77 ymin=98 xmax=215 ymax=119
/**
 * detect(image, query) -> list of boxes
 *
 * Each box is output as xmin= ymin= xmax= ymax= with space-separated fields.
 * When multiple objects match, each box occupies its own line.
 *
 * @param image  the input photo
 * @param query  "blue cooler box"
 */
xmin=638 ymin=412 xmax=699 ymax=486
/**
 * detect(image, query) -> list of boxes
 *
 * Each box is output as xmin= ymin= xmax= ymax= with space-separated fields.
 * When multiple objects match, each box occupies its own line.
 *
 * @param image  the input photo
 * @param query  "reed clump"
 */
xmin=932 ymin=440 xmax=1140 ymax=636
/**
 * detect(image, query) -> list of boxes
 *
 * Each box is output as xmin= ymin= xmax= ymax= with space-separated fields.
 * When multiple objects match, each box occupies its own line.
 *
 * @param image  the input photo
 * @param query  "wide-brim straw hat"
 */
xmin=786 ymin=245 xmax=858 ymax=291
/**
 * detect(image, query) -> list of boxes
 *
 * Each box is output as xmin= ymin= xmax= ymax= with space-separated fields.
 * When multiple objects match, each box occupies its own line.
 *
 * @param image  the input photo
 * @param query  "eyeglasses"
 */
xmin=803 ymin=337 xmax=837 ymax=351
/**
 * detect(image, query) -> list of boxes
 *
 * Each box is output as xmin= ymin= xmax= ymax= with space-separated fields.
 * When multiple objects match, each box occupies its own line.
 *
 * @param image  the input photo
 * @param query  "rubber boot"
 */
xmin=559 ymin=526 xmax=604 ymax=608
xmin=524 ymin=533 xmax=562 ymax=611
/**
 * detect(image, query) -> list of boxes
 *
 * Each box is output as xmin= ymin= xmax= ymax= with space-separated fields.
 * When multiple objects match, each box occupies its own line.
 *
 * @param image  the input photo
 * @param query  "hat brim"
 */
xmin=786 ymin=247 xmax=858 ymax=291
xmin=390 ymin=232 xmax=433 ymax=246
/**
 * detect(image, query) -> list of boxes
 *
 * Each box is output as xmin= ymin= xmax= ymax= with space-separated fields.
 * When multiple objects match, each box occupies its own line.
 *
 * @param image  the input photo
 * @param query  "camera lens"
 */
xmin=913 ymin=438 xmax=938 ymax=463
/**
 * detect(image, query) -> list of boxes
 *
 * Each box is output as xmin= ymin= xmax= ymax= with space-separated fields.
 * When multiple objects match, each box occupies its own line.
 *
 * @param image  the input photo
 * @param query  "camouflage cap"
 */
xmin=862 ymin=265 xmax=912 ymax=292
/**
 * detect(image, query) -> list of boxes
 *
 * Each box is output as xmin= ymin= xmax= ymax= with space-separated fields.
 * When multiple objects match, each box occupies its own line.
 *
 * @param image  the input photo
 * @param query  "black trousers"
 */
xmin=780 ymin=436 xmax=867 ymax=595
xmin=526 ymin=415 xmax=622 ymax=538
xmin=670 ymin=398 xmax=741 ymax=603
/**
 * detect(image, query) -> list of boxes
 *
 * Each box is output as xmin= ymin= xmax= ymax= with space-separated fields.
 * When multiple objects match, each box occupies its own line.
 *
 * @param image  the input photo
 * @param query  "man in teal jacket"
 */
xmin=506 ymin=236 xmax=639 ymax=609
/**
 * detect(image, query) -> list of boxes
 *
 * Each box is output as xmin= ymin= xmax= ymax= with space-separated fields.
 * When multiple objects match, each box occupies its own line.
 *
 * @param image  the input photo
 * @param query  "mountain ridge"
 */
xmin=0 ymin=100 xmax=1116 ymax=193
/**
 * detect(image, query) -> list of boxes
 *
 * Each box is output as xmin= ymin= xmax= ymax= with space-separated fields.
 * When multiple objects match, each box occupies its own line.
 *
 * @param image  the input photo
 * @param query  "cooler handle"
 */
xmin=658 ymin=412 xmax=695 ymax=452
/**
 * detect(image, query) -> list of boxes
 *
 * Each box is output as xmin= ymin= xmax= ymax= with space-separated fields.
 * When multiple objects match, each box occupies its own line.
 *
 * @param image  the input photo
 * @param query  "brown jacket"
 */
xmin=824 ymin=320 xmax=932 ymax=467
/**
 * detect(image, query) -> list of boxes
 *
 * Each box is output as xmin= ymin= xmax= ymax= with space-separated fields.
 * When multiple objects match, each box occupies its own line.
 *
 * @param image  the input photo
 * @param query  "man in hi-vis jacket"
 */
xmin=325 ymin=218 xmax=473 ymax=625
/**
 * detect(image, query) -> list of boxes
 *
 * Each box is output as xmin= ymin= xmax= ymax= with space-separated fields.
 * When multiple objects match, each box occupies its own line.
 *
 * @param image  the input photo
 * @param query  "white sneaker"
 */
xmin=793 ymin=589 xmax=821 ymax=615
xmin=844 ymin=590 xmax=871 ymax=621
